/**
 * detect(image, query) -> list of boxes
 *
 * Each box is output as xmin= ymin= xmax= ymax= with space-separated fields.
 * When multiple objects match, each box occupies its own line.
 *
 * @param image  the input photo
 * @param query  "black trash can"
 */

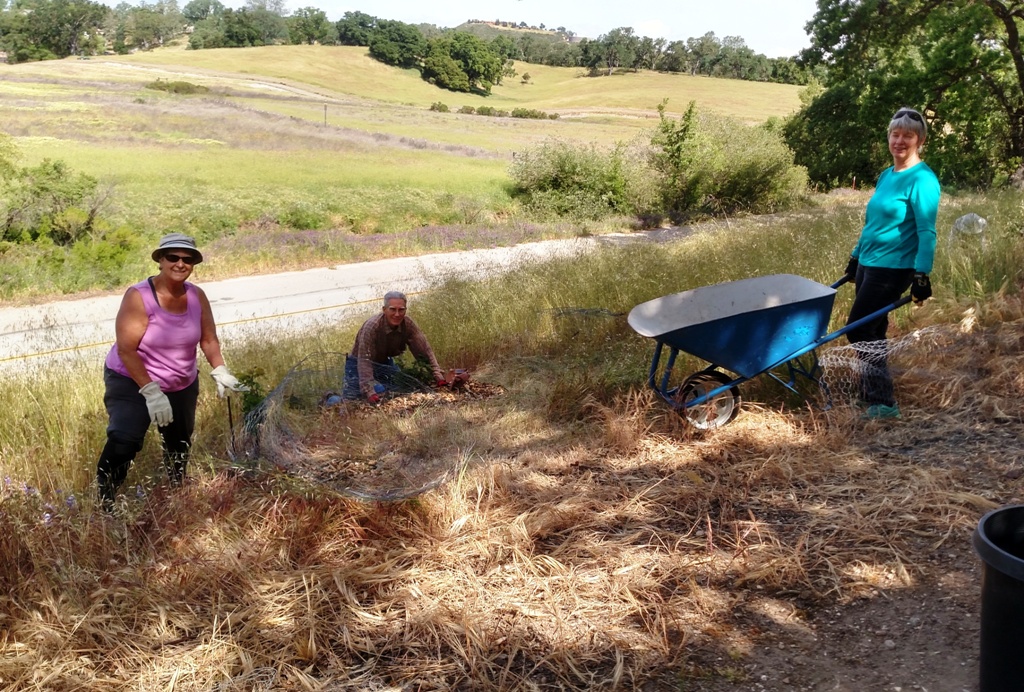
xmin=972 ymin=504 xmax=1024 ymax=692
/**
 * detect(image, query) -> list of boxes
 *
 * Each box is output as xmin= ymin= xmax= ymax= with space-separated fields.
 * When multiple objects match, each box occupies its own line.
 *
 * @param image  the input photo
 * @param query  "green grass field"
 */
xmin=102 ymin=43 xmax=803 ymax=121
xmin=0 ymin=44 xmax=805 ymax=298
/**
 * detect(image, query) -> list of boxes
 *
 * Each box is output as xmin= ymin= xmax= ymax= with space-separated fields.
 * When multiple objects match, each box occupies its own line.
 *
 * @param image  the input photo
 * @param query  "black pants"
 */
xmin=97 ymin=368 xmax=199 ymax=508
xmin=845 ymin=265 xmax=914 ymax=407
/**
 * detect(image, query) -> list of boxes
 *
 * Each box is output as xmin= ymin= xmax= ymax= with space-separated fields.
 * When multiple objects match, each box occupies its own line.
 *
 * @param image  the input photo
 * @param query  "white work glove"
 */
xmin=139 ymin=381 xmax=173 ymax=427
xmin=210 ymin=365 xmax=249 ymax=398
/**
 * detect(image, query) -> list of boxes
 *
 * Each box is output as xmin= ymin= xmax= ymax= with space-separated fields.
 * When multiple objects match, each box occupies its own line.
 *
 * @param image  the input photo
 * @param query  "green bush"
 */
xmin=61 ymin=226 xmax=142 ymax=290
xmin=279 ymin=203 xmax=328 ymax=230
xmin=652 ymin=101 xmax=808 ymax=220
xmin=145 ymin=79 xmax=210 ymax=95
xmin=509 ymin=140 xmax=656 ymax=220
xmin=510 ymin=108 xmax=549 ymax=120
xmin=0 ymin=159 xmax=103 ymax=246
xmin=429 ymin=101 xmax=450 ymax=112
xmin=458 ymin=105 xmax=476 ymax=115
xmin=475 ymin=105 xmax=497 ymax=117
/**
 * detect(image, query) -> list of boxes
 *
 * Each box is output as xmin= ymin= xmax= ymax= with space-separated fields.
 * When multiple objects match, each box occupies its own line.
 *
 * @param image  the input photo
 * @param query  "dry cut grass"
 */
xmin=1 ymin=294 xmax=1021 ymax=690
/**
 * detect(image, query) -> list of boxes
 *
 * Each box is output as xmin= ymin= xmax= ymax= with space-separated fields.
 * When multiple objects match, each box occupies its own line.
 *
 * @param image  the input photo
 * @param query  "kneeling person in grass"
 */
xmin=344 ymin=291 xmax=446 ymax=403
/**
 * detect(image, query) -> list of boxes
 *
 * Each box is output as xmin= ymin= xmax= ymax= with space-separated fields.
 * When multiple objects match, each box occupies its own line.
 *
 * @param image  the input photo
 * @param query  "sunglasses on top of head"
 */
xmin=162 ymin=253 xmax=197 ymax=265
xmin=893 ymin=109 xmax=923 ymax=123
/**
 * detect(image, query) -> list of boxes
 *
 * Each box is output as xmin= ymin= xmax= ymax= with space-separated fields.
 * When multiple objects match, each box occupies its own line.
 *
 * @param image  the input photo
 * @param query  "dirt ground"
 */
xmin=689 ymin=409 xmax=1024 ymax=692
xmin=695 ymin=536 xmax=982 ymax=692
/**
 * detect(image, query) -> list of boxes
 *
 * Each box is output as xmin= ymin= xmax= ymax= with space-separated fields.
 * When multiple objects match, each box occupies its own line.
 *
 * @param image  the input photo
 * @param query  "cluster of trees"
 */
xmin=0 ymin=0 xmax=285 ymax=60
xmin=0 ymin=1 xmax=817 ymax=87
xmin=0 ymin=0 xmax=110 ymax=62
xmin=785 ymin=0 xmax=1024 ymax=189
xmin=539 ymin=29 xmax=818 ymax=85
xmin=466 ymin=19 xmax=573 ymax=36
xmin=334 ymin=12 xmax=508 ymax=93
xmin=340 ymin=15 xmax=821 ymax=88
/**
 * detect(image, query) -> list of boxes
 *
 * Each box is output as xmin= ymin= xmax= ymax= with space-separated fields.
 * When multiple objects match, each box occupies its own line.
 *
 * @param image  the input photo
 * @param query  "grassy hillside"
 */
xmin=0 ymin=45 xmax=804 ymax=298
xmin=99 ymin=43 xmax=803 ymax=122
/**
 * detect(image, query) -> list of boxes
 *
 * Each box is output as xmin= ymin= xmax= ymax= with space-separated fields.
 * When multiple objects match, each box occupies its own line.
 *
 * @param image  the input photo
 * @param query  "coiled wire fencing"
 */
xmin=232 ymin=352 xmax=485 ymax=501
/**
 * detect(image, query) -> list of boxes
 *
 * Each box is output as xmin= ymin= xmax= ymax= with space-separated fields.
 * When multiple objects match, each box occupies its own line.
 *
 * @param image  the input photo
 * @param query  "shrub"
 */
xmin=279 ymin=204 xmax=328 ymax=230
xmin=62 ymin=225 xmax=141 ymax=290
xmin=521 ymin=72 xmax=531 ymax=84
xmin=144 ymin=79 xmax=210 ymax=95
xmin=0 ymin=159 xmax=104 ymax=246
xmin=509 ymin=140 xmax=655 ymax=220
xmin=475 ymin=105 xmax=496 ymax=116
xmin=652 ymin=101 xmax=808 ymax=220
xmin=458 ymin=105 xmax=476 ymax=115
xmin=429 ymin=101 xmax=450 ymax=112
xmin=510 ymin=108 xmax=549 ymax=120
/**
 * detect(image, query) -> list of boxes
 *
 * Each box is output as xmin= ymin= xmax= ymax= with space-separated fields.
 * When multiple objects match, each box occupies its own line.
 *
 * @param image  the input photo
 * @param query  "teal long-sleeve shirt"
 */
xmin=852 ymin=161 xmax=940 ymax=274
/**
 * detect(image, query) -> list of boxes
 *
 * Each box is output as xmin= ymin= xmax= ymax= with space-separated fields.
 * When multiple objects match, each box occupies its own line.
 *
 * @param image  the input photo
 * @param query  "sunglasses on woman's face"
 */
xmin=162 ymin=253 xmax=197 ymax=265
xmin=893 ymin=109 xmax=923 ymax=122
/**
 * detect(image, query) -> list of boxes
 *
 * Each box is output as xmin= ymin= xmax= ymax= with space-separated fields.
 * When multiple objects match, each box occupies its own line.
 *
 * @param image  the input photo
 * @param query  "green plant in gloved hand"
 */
xmin=234 ymin=368 xmax=266 ymax=416
xmin=211 ymin=365 xmax=250 ymax=398
xmin=397 ymin=354 xmax=438 ymax=388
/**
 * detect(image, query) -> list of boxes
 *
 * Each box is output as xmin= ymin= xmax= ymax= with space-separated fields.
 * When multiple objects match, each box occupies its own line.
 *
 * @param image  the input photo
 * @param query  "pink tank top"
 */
xmin=105 ymin=279 xmax=202 ymax=392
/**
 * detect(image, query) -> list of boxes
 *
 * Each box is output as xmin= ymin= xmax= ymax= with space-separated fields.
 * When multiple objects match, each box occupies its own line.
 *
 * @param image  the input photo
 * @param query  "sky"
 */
xmin=312 ymin=0 xmax=820 ymax=59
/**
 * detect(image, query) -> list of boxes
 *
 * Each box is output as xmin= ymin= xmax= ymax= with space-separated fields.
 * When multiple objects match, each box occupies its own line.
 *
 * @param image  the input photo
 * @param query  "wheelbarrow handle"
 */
xmin=830 ymin=277 xmax=915 ymax=311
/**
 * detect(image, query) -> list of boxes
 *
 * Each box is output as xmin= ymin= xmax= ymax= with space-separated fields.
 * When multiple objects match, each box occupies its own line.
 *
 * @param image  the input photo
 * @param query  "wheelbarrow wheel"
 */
xmin=675 ymin=371 xmax=741 ymax=430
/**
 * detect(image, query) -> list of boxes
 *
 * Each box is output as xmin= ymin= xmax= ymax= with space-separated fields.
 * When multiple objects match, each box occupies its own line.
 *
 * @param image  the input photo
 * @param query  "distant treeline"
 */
xmin=0 ymin=0 xmax=822 ymax=88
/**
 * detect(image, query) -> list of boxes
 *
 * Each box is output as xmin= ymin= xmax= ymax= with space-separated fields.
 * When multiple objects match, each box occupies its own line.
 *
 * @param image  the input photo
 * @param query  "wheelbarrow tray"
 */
xmin=627 ymin=274 xmax=837 ymax=379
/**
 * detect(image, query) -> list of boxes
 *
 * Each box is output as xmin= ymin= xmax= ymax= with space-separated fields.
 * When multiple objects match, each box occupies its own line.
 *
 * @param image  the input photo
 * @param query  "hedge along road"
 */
xmin=0 ymin=229 xmax=691 ymax=375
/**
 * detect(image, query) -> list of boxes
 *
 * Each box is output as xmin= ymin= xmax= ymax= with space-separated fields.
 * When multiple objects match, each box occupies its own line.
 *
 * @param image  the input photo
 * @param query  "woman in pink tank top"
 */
xmin=97 ymin=233 xmax=248 ymax=511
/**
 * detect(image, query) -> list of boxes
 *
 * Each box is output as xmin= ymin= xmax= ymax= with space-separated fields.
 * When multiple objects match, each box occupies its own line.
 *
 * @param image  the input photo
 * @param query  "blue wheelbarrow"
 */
xmin=627 ymin=273 xmax=912 ymax=429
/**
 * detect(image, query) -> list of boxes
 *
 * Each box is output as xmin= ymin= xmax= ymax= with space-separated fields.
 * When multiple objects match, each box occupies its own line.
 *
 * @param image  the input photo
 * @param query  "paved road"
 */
xmin=0 ymin=238 xmax=603 ymax=372
xmin=0 ymin=226 xmax=698 ymax=374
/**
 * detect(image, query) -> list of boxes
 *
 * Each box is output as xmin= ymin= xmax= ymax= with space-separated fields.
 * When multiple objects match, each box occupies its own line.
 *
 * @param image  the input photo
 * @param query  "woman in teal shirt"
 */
xmin=843 ymin=107 xmax=940 ymax=420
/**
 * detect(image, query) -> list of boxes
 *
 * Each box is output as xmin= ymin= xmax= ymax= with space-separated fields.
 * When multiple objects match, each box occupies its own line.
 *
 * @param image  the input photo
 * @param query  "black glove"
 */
xmin=911 ymin=272 xmax=932 ymax=304
xmin=844 ymin=256 xmax=859 ymax=282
